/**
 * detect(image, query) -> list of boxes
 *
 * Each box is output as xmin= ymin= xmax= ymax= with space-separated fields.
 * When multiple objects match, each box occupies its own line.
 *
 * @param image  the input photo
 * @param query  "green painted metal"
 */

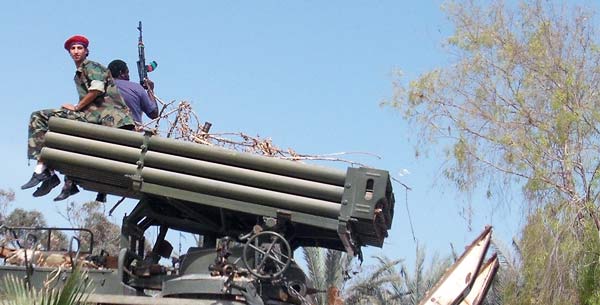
xmin=42 ymin=148 xmax=341 ymax=218
xmin=42 ymin=117 xmax=395 ymax=250
xmin=44 ymin=132 xmax=345 ymax=202
xmin=48 ymin=117 xmax=347 ymax=185
xmin=86 ymin=294 xmax=244 ymax=305
xmin=0 ymin=266 xmax=128 ymax=296
xmin=15 ymin=117 xmax=397 ymax=304
xmin=140 ymin=182 xmax=341 ymax=232
xmin=340 ymin=167 xmax=395 ymax=247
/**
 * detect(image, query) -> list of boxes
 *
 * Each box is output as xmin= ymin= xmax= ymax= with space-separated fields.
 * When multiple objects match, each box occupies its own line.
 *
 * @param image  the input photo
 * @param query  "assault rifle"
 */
xmin=137 ymin=21 xmax=157 ymax=89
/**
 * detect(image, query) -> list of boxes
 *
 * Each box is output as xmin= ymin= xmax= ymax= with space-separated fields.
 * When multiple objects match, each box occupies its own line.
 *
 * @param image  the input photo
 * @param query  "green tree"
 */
xmin=483 ymin=238 xmax=522 ymax=305
xmin=4 ymin=209 xmax=47 ymax=228
xmin=387 ymin=0 xmax=600 ymax=303
xmin=0 ymin=189 xmax=15 ymax=222
xmin=344 ymin=245 xmax=451 ymax=305
xmin=62 ymin=201 xmax=121 ymax=256
xmin=2 ymin=208 xmax=67 ymax=251
xmin=0 ymin=265 xmax=91 ymax=305
xmin=302 ymin=248 xmax=351 ymax=305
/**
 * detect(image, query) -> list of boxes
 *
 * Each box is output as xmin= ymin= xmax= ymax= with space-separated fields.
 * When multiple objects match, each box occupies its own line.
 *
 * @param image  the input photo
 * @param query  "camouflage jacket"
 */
xmin=74 ymin=60 xmax=134 ymax=128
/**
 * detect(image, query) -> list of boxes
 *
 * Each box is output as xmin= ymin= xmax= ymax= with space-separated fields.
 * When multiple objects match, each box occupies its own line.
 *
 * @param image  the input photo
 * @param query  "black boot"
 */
xmin=32 ymin=174 xmax=60 ymax=197
xmin=53 ymin=178 xmax=80 ymax=202
xmin=21 ymin=169 xmax=53 ymax=189
xmin=95 ymin=192 xmax=107 ymax=203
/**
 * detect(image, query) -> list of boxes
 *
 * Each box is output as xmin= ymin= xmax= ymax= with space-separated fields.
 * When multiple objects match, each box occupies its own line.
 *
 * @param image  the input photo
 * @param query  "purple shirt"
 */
xmin=114 ymin=79 xmax=158 ymax=124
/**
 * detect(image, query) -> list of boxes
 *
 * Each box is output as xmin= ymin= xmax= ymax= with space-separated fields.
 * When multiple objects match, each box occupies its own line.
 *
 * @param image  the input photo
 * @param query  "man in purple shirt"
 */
xmin=108 ymin=60 xmax=158 ymax=126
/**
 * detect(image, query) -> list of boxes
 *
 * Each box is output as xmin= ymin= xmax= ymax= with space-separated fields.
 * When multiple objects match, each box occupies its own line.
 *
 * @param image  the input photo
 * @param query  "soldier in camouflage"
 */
xmin=22 ymin=35 xmax=134 ymax=199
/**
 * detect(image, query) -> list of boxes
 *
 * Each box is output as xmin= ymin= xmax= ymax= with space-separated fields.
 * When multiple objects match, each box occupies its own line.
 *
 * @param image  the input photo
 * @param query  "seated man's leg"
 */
xmin=26 ymin=109 xmax=84 ymax=160
xmin=23 ymin=109 xmax=85 ymax=193
xmin=23 ymin=109 xmax=62 ymax=189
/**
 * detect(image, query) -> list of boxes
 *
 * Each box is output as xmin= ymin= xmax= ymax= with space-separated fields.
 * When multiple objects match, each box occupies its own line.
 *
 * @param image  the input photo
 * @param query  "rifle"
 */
xmin=137 ymin=21 xmax=158 ymax=89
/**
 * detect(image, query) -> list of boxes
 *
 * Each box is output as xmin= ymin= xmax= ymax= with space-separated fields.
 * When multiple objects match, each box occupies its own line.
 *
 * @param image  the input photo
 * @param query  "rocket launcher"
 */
xmin=40 ymin=118 xmax=395 ymax=256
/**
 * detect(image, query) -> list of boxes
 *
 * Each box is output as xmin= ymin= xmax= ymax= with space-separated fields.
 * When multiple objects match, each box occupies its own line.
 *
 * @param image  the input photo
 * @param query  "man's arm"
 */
xmin=148 ymin=108 xmax=159 ymax=119
xmin=139 ymin=80 xmax=159 ymax=119
xmin=62 ymin=90 xmax=101 ymax=111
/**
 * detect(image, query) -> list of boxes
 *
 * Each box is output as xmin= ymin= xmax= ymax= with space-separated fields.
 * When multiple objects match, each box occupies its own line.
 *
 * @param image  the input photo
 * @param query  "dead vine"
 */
xmin=142 ymin=96 xmax=380 ymax=167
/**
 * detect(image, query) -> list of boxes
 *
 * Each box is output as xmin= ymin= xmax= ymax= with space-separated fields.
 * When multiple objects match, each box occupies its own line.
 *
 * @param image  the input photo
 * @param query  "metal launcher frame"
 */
xmin=41 ymin=117 xmax=395 ymax=259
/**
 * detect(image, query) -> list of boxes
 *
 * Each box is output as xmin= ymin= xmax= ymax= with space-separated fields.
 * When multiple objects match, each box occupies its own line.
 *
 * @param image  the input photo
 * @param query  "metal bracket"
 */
xmin=130 ymin=130 xmax=152 ymax=191
xmin=130 ymin=175 xmax=143 ymax=192
xmin=337 ymin=218 xmax=356 ymax=258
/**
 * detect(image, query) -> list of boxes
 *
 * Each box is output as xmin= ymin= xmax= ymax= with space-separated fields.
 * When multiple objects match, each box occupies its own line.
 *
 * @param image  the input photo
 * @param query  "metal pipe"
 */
xmin=48 ymin=117 xmax=144 ymax=147
xmin=48 ymin=118 xmax=347 ymax=185
xmin=142 ymin=168 xmax=341 ymax=218
xmin=44 ymin=132 xmax=345 ymax=202
xmin=148 ymin=136 xmax=347 ymax=186
xmin=41 ymin=148 xmax=342 ymax=218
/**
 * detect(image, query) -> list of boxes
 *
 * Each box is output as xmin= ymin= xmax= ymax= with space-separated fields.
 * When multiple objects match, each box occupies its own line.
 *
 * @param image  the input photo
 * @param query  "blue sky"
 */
xmin=0 ymin=1 xmax=523 ymax=266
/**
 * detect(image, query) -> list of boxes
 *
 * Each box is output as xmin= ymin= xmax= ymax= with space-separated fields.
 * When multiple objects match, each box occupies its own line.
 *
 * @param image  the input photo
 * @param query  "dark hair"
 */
xmin=108 ymin=59 xmax=127 ymax=78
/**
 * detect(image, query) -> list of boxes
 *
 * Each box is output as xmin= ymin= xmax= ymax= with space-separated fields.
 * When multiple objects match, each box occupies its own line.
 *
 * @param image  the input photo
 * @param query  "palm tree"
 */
xmin=302 ymin=247 xmax=352 ymax=305
xmin=0 ymin=265 xmax=91 ymax=305
xmin=482 ymin=238 xmax=522 ymax=305
xmin=344 ymin=244 xmax=452 ymax=305
xmin=343 ymin=255 xmax=404 ymax=305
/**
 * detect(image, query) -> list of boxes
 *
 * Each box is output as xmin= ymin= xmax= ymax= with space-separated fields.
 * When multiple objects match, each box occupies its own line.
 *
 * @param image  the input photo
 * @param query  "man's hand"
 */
xmin=62 ymin=103 xmax=77 ymax=111
xmin=144 ymin=78 xmax=155 ymax=90
xmin=68 ymin=90 xmax=100 ymax=112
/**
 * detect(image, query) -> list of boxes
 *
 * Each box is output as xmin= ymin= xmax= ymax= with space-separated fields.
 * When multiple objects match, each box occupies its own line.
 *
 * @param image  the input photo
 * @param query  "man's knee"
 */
xmin=30 ymin=110 xmax=45 ymax=120
xmin=29 ymin=110 xmax=51 ymax=129
xmin=30 ymin=108 xmax=60 ymax=120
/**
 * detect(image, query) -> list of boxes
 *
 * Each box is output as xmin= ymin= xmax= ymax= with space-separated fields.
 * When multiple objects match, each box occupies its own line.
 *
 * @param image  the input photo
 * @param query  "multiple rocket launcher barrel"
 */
xmin=41 ymin=118 xmax=395 ymax=250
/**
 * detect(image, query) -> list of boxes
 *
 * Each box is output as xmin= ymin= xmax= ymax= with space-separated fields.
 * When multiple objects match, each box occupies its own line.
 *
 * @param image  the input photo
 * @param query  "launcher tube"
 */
xmin=48 ymin=118 xmax=347 ymax=186
xmin=41 ymin=148 xmax=342 ymax=218
xmin=44 ymin=132 xmax=345 ymax=202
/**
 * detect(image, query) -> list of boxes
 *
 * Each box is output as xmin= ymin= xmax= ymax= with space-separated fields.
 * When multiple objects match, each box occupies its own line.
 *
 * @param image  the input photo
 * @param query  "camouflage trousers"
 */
xmin=27 ymin=108 xmax=134 ymax=160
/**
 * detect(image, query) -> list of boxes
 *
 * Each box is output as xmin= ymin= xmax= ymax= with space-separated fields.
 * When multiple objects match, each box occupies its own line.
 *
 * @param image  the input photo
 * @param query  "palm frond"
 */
xmin=347 ymin=245 xmax=453 ymax=305
xmin=325 ymin=249 xmax=348 ymax=287
xmin=1 ymin=274 xmax=34 ymax=305
xmin=0 ymin=265 xmax=92 ymax=305
xmin=490 ymin=237 xmax=521 ymax=270
xmin=56 ymin=265 xmax=93 ymax=305
xmin=302 ymin=247 xmax=325 ymax=287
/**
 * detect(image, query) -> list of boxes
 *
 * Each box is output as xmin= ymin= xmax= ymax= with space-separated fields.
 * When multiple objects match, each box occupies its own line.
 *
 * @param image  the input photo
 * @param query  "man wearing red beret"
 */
xmin=22 ymin=34 xmax=135 ymax=201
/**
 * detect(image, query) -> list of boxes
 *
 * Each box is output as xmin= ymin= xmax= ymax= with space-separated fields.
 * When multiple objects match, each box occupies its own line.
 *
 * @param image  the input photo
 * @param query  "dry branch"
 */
xmin=142 ymin=97 xmax=381 ymax=168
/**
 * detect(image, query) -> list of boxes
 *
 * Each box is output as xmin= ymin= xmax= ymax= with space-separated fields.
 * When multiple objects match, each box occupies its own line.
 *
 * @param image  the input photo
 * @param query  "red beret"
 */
xmin=64 ymin=35 xmax=89 ymax=50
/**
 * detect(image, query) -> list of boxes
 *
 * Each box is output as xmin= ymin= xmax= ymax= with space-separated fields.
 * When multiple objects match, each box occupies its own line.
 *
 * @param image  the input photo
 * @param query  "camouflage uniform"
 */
xmin=28 ymin=59 xmax=134 ymax=160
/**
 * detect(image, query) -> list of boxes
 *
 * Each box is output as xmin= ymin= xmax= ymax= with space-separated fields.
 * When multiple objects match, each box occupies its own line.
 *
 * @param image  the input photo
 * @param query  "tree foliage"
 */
xmin=483 ymin=238 xmax=522 ymax=305
xmin=4 ymin=209 xmax=47 ymax=228
xmin=61 ymin=201 xmax=120 ymax=256
xmin=344 ymin=245 xmax=451 ymax=305
xmin=390 ymin=0 xmax=600 ymax=210
xmin=387 ymin=0 xmax=600 ymax=303
xmin=302 ymin=248 xmax=352 ymax=305
xmin=0 ymin=189 xmax=15 ymax=223
xmin=0 ymin=265 xmax=91 ymax=305
xmin=1 ymin=208 xmax=67 ymax=251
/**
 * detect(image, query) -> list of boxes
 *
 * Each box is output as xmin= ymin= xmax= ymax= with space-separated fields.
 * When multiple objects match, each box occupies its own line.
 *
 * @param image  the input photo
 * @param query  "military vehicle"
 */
xmin=0 ymin=117 xmax=396 ymax=305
